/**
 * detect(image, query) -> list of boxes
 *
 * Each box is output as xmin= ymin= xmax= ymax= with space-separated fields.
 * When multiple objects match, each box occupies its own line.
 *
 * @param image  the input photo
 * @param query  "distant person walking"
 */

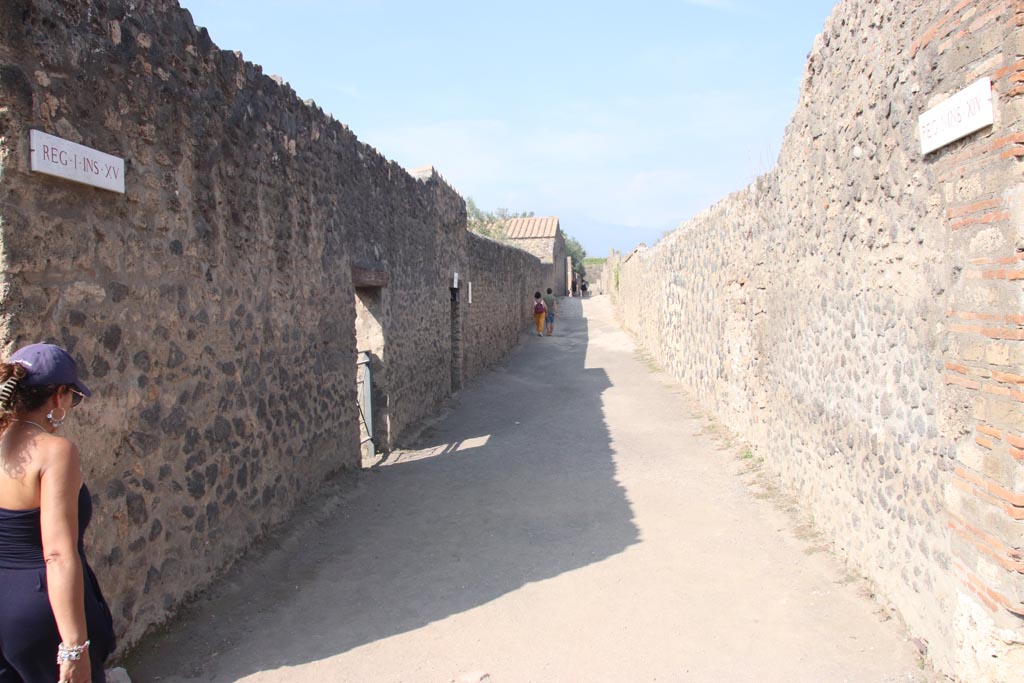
xmin=543 ymin=288 xmax=558 ymax=336
xmin=533 ymin=292 xmax=546 ymax=336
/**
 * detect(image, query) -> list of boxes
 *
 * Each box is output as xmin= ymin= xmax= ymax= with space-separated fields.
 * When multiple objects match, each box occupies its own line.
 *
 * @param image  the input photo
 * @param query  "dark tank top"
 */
xmin=0 ymin=485 xmax=92 ymax=569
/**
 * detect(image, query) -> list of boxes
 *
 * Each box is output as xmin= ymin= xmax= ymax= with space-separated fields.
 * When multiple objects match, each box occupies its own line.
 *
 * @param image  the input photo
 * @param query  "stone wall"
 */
xmin=509 ymin=231 xmax=569 ymax=295
xmin=463 ymin=233 xmax=545 ymax=382
xmin=603 ymin=1 xmax=1023 ymax=681
xmin=551 ymin=231 xmax=568 ymax=296
xmin=0 ymin=0 xmax=543 ymax=649
xmin=583 ymin=261 xmax=604 ymax=295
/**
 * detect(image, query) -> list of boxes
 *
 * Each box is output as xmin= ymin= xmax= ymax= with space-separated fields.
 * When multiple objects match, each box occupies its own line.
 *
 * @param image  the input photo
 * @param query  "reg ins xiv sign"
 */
xmin=917 ymin=78 xmax=994 ymax=155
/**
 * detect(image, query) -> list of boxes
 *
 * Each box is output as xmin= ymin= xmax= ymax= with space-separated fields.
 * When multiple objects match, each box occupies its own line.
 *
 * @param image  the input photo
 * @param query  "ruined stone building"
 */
xmin=0 ymin=0 xmax=545 ymax=650
xmin=497 ymin=216 xmax=570 ymax=296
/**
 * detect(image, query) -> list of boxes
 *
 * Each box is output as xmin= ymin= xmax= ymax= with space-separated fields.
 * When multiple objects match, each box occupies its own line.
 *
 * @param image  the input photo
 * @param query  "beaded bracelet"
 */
xmin=56 ymin=640 xmax=90 ymax=665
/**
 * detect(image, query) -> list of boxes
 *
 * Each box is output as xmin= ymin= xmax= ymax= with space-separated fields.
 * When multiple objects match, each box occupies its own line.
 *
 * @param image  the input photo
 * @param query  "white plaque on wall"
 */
xmin=918 ymin=78 xmax=994 ymax=155
xmin=29 ymin=129 xmax=125 ymax=193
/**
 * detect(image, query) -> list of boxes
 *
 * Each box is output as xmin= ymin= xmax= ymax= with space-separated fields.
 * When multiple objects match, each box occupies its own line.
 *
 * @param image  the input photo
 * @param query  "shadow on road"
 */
xmin=125 ymin=297 xmax=637 ymax=681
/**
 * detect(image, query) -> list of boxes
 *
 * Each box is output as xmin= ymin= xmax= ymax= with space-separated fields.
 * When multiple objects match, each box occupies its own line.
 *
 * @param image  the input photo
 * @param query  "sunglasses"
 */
xmin=68 ymin=388 xmax=86 ymax=407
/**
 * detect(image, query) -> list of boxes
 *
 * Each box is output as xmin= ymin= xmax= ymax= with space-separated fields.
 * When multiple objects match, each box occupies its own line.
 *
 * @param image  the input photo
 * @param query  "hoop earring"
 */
xmin=47 ymin=407 xmax=67 ymax=428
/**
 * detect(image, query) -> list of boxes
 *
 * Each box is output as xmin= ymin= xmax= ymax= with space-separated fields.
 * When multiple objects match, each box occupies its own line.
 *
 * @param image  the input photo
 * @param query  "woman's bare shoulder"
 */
xmin=0 ymin=432 xmax=79 ymax=506
xmin=36 ymin=434 xmax=81 ymax=472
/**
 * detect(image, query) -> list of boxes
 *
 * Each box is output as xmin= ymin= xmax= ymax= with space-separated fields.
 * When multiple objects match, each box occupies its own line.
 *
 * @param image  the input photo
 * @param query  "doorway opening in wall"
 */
xmin=355 ymin=286 xmax=387 ymax=467
xmin=450 ymin=286 xmax=462 ymax=392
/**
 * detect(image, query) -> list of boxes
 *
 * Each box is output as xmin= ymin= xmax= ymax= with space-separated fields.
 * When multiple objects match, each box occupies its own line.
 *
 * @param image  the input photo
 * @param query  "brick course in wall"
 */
xmin=603 ymin=1 xmax=1022 ymax=680
xmin=0 ymin=0 xmax=544 ymax=650
xmin=937 ymin=3 xmax=1024 ymax=677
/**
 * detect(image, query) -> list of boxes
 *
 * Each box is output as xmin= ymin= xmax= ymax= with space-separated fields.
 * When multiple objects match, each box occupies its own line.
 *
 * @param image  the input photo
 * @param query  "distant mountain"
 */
xmin=557 ymin=212 xmax=668 ymax=258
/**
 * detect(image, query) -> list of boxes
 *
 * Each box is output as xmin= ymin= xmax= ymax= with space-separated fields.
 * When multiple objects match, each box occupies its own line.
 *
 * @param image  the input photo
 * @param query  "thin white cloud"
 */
xmin=533 ymin=168 xmax=713 ymax=229
xmin=330 ymin=84 xmax=365 ymax=101
xmin=680 ymin=0 xmax=741 ymax=9
xmin=521 ymin=129 xmax=616 ymax=165
xmin=363 ymin=119 xmax=517 ymax=186
xmin=361 ymin=78 xmax=794 ymax=232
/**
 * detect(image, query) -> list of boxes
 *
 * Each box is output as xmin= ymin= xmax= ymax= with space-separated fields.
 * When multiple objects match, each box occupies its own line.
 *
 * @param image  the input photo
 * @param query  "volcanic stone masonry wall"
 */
xmin=515 ymin=231 xmax=569 ymax=296
xmin=0 ymin=0 xmax=543 ymax=650
xmin=601 ymin=1 xmax=1023 ymax=680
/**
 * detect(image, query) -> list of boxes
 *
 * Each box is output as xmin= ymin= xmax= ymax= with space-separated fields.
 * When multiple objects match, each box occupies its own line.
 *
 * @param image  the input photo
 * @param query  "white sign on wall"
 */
xmin=918 ymin=78 xmax=994 ymax=155
xmin=29 ymin=129 xmax=125 ymax=193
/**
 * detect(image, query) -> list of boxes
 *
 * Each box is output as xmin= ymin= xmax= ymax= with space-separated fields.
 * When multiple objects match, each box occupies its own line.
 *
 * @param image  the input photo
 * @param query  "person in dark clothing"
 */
xmin=0 ymin=344 xmax=115 ymax=683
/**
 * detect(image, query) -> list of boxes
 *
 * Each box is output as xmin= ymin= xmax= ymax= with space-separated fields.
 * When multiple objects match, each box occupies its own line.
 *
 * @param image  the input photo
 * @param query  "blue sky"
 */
xmin=179 ymin=0 xmax=839 ymax=256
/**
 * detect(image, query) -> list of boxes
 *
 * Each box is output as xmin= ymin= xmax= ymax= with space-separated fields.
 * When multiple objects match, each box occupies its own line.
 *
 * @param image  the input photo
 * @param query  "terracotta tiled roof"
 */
xmin=500 ymin=216 xmax=560 ymax=239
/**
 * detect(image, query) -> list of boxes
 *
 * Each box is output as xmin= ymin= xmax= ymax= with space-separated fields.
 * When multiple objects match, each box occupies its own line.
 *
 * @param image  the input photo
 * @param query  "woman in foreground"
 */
xmin=0 ymin=343 xmax=115 ymax=683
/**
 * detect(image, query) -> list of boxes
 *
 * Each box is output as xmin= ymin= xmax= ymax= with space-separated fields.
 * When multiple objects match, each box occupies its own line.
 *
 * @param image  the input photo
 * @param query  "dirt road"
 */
xmin=126 ymin=296 xmax=940 ymax=682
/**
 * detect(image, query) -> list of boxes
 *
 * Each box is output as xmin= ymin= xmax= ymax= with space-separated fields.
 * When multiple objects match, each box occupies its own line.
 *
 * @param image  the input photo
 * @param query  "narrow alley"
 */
xmin=127 ymin=297 xmax=936 ymax=683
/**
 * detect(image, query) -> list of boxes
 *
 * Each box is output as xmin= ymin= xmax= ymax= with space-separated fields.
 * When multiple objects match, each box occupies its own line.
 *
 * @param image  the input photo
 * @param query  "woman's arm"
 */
xmin=39 ymin=438 xmax=91 ymax=681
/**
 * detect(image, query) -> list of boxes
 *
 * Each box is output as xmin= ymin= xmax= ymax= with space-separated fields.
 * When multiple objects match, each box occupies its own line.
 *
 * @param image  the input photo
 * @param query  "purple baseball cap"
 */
xmin=9 ymin=343 xmax=92 ymax=397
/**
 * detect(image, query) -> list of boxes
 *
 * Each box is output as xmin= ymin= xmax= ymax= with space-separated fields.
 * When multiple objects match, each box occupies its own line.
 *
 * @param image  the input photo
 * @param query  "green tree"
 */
xmin=564 ymin=235 xmax=586 ymax=277
xmin=465 ymin=198 xmax=533 ymax=241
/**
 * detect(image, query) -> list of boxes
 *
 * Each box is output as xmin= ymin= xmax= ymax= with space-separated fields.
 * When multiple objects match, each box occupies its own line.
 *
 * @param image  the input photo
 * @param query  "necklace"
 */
xmin=9 ymin=418 xmax=50 ymax=433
